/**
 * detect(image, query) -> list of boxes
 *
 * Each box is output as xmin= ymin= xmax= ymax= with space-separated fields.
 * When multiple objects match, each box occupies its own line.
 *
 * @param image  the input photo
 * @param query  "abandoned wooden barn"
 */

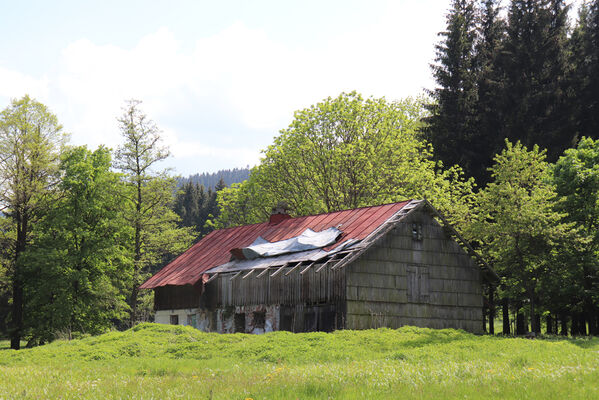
xmin=140 ymin=200 xmax=498 ymax=334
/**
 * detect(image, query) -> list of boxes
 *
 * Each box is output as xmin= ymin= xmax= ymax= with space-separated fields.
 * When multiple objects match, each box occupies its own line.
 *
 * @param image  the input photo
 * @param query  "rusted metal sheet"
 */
xmin=140 ymin=201 xmax=410 ymax=289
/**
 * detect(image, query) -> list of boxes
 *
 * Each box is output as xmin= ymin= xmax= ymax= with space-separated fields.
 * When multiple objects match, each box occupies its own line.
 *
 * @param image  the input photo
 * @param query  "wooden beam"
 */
xmin=205 ymin=273 xmax=219 ymax=284
xmin=242 ymin=269 xmax=255 ymax=279
xmin=284 ymin=261 xmax=303 ymax=276
xmin=330 ymin=250 xmax=360 ymax=270
xmin=270 ymin=262 xmax=289 ymax=278
xmin=256 ymin=267 xmax=270 ymax=278
xmin=315 ymin=256 xmax=337 ymax=273
xmin=300 ymin=261 xmax=316 ymax=275
xmin=229 ymin=270 xmax=243 ymax=281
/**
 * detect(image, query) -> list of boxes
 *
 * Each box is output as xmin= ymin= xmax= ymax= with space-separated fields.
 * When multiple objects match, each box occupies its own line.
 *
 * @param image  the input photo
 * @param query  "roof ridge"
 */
xmin=215 ymin=200 xmax=413 ymax=231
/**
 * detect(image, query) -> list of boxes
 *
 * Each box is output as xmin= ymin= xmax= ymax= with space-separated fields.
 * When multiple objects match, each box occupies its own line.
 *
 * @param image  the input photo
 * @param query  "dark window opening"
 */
xmin=319 ymin=311 xmax=336 ymax=332
xmin=412 ymin=223 xmax=423 ymax=241
xmin=280 ymin=313 xmax=293 ymax=332
xmin=170 ymin=314 xmax=179 ymax=325
xmin=253 ymin=311 xmax=266 ymax=330
xmin=234 ymin=313 xmax=246 ymax=333
xmin=304 ymin=312 xmax=316 ymax=332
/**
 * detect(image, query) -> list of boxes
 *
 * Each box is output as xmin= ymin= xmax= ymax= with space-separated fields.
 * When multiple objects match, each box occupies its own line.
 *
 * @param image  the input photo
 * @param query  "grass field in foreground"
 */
xmin=1 ymin=324 xmax=599 ymax=399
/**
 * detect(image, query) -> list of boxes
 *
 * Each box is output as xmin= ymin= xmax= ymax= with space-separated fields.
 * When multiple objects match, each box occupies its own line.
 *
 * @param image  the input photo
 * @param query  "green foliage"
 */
xmin=569 ymin=0 xmax=599 ymax=141
xmin=428 ymin=0 xmax=580 ymax=186
xmin=214 ymin=92 xmax=475 ymax=231
xmin=553 ymin=137 xmax=599 ymax=333
xmin=115 ymin=100 xmax=194 ymax=325
xmin=20 ymin=146 xmax=130 ymax=343
xmin=426 ymin=0 xmax=483 ymax=182
xmin=498 ymin=0 xmax=572 ymax=161
xmin=179 ymin=167 xmax=250 ymax=190
xmin=468 ymin=141 xmax=574 ymax=332
xmin=1 ymin=324 xmax=599 ymax=399
xmin=173 ymin=179 xmax=223 ymax=239
xmin=0 ymin=95 xmax=68 ymax=349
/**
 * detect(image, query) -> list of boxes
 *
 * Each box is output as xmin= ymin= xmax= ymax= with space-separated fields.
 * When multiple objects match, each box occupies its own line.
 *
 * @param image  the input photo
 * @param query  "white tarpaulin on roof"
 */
xmin=207 ymin=238 xmax=360 ymax=274
xmin=240 ymin=227 xmax=342 ymax=260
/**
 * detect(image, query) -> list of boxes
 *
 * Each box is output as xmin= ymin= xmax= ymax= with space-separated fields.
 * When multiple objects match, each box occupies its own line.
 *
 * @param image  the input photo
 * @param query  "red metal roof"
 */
xmin=140 ymin=200 xmax=411 ymax=289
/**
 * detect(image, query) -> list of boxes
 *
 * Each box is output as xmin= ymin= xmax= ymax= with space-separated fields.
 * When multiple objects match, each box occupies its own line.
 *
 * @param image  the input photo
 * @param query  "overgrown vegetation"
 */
xmin=1 ymin=324 xmax=598 ymax=399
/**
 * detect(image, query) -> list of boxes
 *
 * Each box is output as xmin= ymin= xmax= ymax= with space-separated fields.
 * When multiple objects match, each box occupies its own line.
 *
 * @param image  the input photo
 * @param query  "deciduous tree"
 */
xmin=468 ymin=141 xmax=573 ymax=334
xmin=115 ymin=100 xmax=193 ymax=326
xmin=0 ymin=96 xmax=67 ymax=349
xmin=553 ymin=137 xmax=599 ymax=335
xmin=214 ymin=92 xmax=475 ymax=231
xmin=22 ymin=146 xmax=129 ymax=343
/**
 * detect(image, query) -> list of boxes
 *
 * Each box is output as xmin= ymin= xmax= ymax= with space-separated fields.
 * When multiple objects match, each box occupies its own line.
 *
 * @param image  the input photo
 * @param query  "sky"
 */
xmin=0 ymin=0 xmax=583 ymax=176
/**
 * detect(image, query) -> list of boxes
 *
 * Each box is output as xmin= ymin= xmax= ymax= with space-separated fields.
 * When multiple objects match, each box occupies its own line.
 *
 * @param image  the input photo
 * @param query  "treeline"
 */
xmin=178 ymin=168 xmax=250 ymax=190
xmin=0 ymin=97 xmax=225 ymax=349
xmin=1 ymin=0 xmax=597 ymax=348
xmin=212 ymin=87 xmax=599 ymax=336
xmin=425 ymin=0 xmax=599 ymax=335
xmin=427 ymin=0 xmax=599 ymax=185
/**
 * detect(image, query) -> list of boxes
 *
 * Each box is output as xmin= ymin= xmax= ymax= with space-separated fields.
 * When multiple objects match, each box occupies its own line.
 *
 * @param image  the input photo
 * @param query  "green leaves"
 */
xmin=115 ymin=100 xmax=194 ymax=325
xmin=213 ymin=92 xmax=474 ymax=230
xmin=22 ymin=146 xmax=130 ymax=342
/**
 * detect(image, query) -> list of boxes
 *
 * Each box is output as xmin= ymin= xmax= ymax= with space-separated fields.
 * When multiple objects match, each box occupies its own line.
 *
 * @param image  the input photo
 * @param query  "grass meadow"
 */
xmin=1 ymin=323 xmax=598 ymax=399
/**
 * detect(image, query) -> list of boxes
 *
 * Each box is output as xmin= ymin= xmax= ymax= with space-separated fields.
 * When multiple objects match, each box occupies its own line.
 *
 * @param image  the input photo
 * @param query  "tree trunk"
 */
xmin=571 ymin=313 xmax=580 ymax=336
xmin=10 ymin=214 xmax=28 ymax=350
xmin=587 ymin=307 xmax=596 ymax=336
xmin=516 ymin=312 xmax=526 ymax=335
xmin=129 ymin=175 xmax=143 ymax=327
xmin=534 ymin=313 xmax=541 ymax=335
xmin=560 ymin=313 xmax=568 ymax=336
xmin=482 ymin=304 xmax=487 ymax=333
xmin=10 ymin=277 xmax=23 ymax=350
xmin=546 ymin=315 xmax=554 ymax=335
xmin=578 ymin=314 xmax=587 ymax=336
xmin=502 ymin=298 xmax=510 ymax=335
xmin=529 ymin=289 xmax=538 ymax=334
xmin=489 ymin=287 xmax=495 ymax=335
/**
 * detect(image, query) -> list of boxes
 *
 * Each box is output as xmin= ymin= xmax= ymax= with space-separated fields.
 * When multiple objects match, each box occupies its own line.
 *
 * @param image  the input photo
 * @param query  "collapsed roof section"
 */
xmin=230 ymin=227 xmax=343 ymax=260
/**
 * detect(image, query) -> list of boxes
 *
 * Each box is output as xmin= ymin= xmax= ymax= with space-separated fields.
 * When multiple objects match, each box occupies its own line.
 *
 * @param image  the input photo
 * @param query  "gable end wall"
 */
xmin=345 ymin=209 xmax=483 ymax=333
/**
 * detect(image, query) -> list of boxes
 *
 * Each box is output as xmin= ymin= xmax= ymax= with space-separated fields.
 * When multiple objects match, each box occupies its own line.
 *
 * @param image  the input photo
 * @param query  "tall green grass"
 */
xmin=1 ymin=323 xmax=598 ymax=399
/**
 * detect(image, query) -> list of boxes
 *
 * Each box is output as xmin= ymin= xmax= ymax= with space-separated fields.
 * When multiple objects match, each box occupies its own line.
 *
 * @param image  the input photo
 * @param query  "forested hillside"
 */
xmin=178 ymin=168 xmax=250 ymax=190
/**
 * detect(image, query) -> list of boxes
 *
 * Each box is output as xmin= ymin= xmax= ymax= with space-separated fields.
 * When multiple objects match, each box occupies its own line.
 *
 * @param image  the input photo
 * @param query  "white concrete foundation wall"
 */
xmin=154 ymin=308 xmax=200 ymax=327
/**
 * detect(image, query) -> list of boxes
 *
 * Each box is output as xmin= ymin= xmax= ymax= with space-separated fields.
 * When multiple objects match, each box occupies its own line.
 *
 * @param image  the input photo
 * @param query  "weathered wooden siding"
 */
xmin=208 ymin=263 xmax=346 ymax=307
xmin=154 ymin=285 xmax=201 ymax=310
xmin=197 ymin=262 xmax=346 ymax=332
xmin=345 ymin=209 xmax=483 ymax=333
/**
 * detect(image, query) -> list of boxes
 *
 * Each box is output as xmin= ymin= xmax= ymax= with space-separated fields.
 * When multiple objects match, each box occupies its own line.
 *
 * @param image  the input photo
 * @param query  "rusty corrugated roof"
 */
xmin=140 ymin=200 xmax=411 ymax=289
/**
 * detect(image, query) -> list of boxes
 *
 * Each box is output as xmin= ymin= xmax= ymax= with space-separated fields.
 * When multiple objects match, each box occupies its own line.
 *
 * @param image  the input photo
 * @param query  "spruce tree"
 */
xmin=571 ymin=0 xmax=599 ymax=141
xmin=499 ymin=0 xmax=572 ymax=161
xmin=426 ymin=0 xmax=480 ymax=182
xmin=473 ymin=0 xmax=506 ymax=185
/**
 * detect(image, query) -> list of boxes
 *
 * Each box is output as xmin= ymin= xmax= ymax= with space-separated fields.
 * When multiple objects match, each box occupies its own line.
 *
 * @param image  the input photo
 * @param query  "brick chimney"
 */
xmin=269 ymin=202 xmax=291 ymax=224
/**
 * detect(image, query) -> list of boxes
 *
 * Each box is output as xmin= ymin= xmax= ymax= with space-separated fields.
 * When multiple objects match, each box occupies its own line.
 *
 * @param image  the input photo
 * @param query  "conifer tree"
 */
xmin=571 ymin=0 xmax=599 ymax=141
xmin=473 ymin=0 xmax=506 ymax=185
xmin=426 ymin=0 xmax=480 ymax=181
xmin=115 ymin=100 xmax=193 ymax=325
xmin=499 ymin=0 xmax=572 ymax=161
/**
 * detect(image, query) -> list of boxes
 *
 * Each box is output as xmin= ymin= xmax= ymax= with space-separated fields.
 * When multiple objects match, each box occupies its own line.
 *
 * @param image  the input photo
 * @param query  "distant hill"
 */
xmin=178 ymin=167 xmax=250 ymax=189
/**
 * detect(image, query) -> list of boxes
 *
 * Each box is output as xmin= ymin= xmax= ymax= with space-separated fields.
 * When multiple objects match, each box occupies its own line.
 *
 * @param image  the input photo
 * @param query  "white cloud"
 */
xmin=4 ymin=2 xmax=448 ymax=174
xmin=0 ymin=66 xmax=49 ymax=101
